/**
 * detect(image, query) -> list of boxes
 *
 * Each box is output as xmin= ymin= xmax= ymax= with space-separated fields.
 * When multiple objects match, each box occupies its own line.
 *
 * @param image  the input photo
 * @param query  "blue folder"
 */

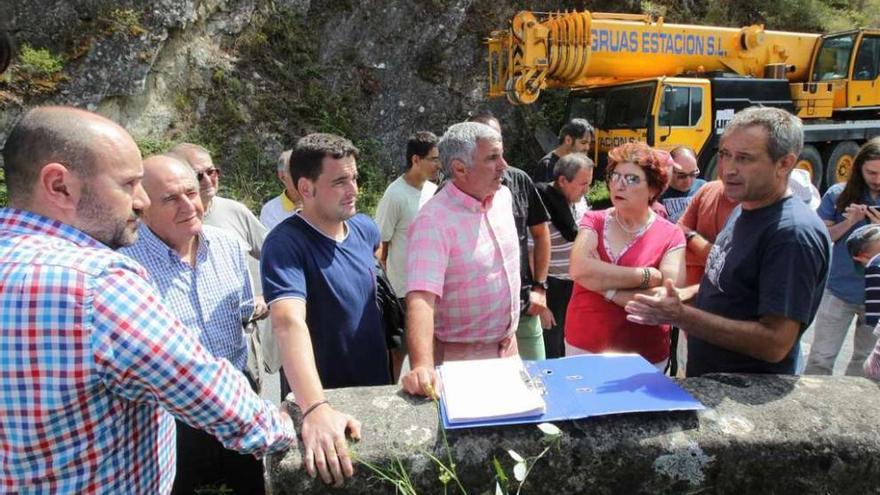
xmin=439 ymin=354 xmax=705 ymax=430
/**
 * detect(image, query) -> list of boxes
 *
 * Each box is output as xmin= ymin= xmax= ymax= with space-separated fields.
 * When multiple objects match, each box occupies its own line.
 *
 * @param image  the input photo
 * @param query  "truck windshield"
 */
xmin=568 ymin=82 xmax=656 ymax=130
xmin=813 ymin=33 xmax=856 ymax=81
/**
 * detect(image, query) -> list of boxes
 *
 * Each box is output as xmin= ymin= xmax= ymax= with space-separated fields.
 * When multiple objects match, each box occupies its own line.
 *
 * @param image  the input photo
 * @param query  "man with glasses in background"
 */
xmin=659 ymin=146 xmax=706 ymax=223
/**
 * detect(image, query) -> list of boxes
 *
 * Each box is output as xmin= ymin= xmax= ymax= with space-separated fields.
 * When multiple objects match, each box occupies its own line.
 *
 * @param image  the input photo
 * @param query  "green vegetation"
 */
xmin=0 ymin=43 xmax=66 ymax=99
xmin=644 ymin=0 xmax=880 ymax=30
xmin=101 ymin=8 xmax=148 ymax=38
xmin=0 ymin=168 xmax=7 ymax=207
xmin=17 ymin=44 xmax=64 ymax=78
xmin=135 ymin=136 xmax=176 ymax=157
xmin=163 ymin=6 xmax=391 ymax=215
xmin=587 ymin=180 xmax=611 ymax=209
xmin=357 ymin=394 xmax=564 ymax=494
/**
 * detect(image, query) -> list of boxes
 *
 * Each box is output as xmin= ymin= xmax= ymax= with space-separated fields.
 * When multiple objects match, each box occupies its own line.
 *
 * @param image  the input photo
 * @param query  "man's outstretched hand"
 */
xmin=625 ymin=279 xmax=683 ymax=326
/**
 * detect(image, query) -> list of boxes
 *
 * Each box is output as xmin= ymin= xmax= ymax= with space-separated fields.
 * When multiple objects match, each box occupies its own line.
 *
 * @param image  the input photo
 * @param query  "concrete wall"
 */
xmin=268 ymin=374 xmax=880 ymax=494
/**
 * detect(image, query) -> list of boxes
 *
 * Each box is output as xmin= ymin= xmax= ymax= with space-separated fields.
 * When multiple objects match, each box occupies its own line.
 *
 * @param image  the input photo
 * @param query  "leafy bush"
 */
xmin=587 ymin=180 xmax=610 ymax=208
xmin=102 ymin=8 xmax=147 ymax=37
xmin=17 ymin=44 xmax=64 ymax=78
xmin=135 ymin=136 xmax=175 ymax=157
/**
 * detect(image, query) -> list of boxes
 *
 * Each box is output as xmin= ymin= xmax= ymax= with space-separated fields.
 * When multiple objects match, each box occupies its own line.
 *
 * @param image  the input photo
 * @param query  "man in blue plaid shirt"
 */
xmin=0 ymin=106 xmax=296 ymax=494
xmin=120 ymin=154 xmax=268 ymax=494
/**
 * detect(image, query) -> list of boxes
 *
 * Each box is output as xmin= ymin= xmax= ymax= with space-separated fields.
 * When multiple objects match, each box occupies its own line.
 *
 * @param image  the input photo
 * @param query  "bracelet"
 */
xmin=301 ymin=399 xmax=330 ymax=420
xmin=639 ymin=267 xmax=650 ymax=289
xmin=604 ymin=289 xmax=617 ymax=301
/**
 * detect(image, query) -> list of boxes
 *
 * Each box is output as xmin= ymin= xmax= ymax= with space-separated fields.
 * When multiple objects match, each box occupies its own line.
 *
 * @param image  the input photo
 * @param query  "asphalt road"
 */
xmin=800 ymin=320 xmax=859 ymax=376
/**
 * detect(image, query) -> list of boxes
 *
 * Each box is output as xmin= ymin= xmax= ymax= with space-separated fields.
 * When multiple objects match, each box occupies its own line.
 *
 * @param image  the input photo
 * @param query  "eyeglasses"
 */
xmin=674 ymin=170 xmax=700 ymax=179
xmin=196 ymin=168 xmax=220 ymax=182
xmin=608 ymin=171 xmax=643 ymax=186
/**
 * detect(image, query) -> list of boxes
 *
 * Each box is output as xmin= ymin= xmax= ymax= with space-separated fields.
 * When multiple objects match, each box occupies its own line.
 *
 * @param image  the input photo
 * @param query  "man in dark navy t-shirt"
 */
xmin=625 ymin=107 xmax=831 ymax=376
xmin=261 ymin=133 xmax=389 ymax=487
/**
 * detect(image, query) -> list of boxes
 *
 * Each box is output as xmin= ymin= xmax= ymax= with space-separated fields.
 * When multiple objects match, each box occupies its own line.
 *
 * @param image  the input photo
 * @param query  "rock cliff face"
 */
xmin=0 ymin=0 xmax=870 ymax=197
xmin=0 ymin=0 xmax=637 ymax=209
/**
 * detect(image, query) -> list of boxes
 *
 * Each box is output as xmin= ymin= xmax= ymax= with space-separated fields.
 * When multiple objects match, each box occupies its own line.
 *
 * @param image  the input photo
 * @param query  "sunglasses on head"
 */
xmin=196 ymin=168 xmax=220 ymax=181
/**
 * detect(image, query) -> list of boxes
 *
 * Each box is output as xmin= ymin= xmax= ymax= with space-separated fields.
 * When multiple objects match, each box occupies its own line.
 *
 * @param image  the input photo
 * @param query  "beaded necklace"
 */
xmin=611 ymin=209 xmax=654 ymax=237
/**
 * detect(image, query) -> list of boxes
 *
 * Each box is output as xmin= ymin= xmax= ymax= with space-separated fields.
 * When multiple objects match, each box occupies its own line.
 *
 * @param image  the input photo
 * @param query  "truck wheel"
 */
xmin=825 ymin=141 xmax=860 ymax=187
xmin=796 ymin=145 xmax=823 ymax=189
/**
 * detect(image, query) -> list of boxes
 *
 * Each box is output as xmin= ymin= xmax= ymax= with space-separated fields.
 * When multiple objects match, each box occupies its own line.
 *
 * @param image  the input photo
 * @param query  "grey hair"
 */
xmin=276 ymin=150 xmax=292 ymax=172
xmin=438 ymin=122 xmax=502 ymax=176
xmin=847 ymin=224 xmax=880 ymax=258
xmin=168 ymin=142 xmax=213 ymax=166
xmin=723 ymin=106 xmax=804 ymax=162
xmin=553 ymin=152 xmax=594 ymax=182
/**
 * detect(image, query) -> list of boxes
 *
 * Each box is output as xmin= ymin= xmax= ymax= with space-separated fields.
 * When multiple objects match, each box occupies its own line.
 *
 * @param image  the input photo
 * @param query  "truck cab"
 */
xmin=568 ymin=78 xmax=711 ymax=174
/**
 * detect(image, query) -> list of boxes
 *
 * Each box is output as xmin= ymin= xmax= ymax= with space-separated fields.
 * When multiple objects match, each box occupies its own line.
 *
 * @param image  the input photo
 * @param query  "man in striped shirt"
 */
xmin=0 ymin=106 xmax=295 ymax=494
xmin=120 ymin=154 xmax=267 ymax=494
xmin=534 ymin=152 xmax=594 ymax=358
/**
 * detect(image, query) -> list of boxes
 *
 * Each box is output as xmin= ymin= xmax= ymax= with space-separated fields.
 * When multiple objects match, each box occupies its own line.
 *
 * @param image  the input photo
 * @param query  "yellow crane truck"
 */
xmin=488 ymin=11 xmax=880 ymax=188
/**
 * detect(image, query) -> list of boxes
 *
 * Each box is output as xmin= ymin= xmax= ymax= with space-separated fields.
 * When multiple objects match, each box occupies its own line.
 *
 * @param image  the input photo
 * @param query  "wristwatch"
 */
xmin=532 ymin=280 xmax=549 ymax=291
xmin=685 ymin=230 xmax=699 ymax=241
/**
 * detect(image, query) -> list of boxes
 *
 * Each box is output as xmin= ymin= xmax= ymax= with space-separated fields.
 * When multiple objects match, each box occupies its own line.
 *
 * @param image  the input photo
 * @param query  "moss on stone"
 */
xmin=17 ymin=44 xmax=64 ymax=77
xmin=0 ymin=44 xmax=67 ymax=99
xmin=100 ymin=8 xmax=148 ymax=38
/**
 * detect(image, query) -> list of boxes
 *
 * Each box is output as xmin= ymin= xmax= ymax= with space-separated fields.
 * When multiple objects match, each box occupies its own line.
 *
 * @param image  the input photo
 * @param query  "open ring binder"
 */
xmin=439 ymin=354 xmax=705 ymax=430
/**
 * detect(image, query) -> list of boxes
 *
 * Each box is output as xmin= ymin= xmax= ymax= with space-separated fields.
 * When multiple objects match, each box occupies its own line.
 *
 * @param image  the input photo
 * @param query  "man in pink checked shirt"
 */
xmin=401 ymin=121 xmax=521 ymax=398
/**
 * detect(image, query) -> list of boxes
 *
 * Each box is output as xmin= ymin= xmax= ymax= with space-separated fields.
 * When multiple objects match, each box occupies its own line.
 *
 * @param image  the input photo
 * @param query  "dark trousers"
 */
xmin=171 ymin=370 xmax=265 ymax=495
xmin=280 ymin=370 xmax=291 ymax=403
xmin=544 ymin=277 xmax=574 ymax=359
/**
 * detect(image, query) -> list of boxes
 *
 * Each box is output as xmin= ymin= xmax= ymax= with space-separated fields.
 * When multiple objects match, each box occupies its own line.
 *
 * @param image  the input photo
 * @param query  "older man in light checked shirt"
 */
xmin=402 ymin=121 xmax=521 ymax=398
xmin=120 ymin=154 xmax=269 ymax=494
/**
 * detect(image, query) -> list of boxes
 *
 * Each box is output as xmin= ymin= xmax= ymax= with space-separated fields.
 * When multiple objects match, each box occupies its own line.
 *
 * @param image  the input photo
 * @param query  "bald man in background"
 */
xmin=170 ymin=142 xmax=270 ymax=392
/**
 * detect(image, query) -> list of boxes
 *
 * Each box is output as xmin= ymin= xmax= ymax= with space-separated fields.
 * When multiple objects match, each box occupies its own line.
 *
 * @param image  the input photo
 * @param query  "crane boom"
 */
xmin=488 ymin=11 xmax=820 ymax=104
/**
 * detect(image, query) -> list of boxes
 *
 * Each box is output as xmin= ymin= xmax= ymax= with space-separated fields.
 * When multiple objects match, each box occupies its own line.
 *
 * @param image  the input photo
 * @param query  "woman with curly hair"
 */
xmin=565 ymin=142 xmax=686 ymax=368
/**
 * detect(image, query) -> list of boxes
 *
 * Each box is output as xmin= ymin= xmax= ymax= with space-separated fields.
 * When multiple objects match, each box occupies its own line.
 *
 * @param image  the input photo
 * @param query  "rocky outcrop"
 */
xmin=0 ymin=0 xmax=640 ymax=206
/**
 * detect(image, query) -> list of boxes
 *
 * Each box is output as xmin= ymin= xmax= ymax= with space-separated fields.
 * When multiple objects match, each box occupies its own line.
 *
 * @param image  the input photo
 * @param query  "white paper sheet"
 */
xmin=439 ymin=356 xmax=546 ymax=423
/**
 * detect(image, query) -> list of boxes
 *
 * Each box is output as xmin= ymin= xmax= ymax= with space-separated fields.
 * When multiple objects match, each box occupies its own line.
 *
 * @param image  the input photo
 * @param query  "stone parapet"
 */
xmin=268 ymin=374 xmax=880 ymax=494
